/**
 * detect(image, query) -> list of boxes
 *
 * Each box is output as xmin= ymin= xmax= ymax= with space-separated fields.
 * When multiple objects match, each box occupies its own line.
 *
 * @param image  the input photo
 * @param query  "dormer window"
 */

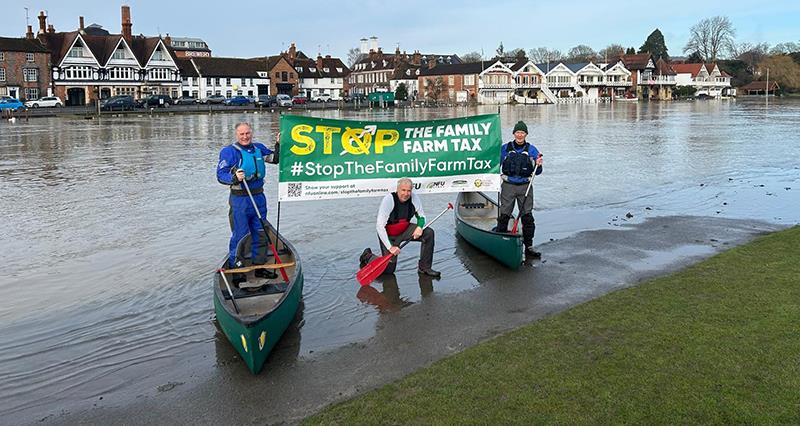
xmin=309 ymin=67 xmax=316 ymax=72
xmin=112 ymin=47 xmax=127 ymax=60
xmin=382 ymin=60 xmax=387 ymax=67
xmin=152 ymin=49 xmax=164 ymax=61
xmin=323 ymin=67 xmax=329 ymax=72
xmin=67 ymin=46 xmax=84 ymax=58
xmin=336 ymin=67 xmax=343 ymax=73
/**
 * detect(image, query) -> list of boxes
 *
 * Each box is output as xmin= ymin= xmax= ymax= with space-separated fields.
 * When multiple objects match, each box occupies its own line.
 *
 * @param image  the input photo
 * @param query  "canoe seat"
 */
xmin=222 ymin=283 xmax=288 ymax=300
xmin=460 ymin=202 xmax=488 ymax=209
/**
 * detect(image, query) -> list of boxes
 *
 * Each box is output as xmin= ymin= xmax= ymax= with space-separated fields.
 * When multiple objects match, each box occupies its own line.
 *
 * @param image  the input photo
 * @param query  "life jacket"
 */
xmin=385 ymin=192 xmax=416 ymax=236
xmin=501 ymin=141 xmax=534 ymax=178
xmin=232 ymin=143 xmax=266 ymax=180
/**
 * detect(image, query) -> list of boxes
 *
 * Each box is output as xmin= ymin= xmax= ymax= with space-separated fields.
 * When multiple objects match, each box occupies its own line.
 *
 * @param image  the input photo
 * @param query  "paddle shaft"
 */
xmin=240 ymin=178 xmax=290 ymax=282
xmin=393 ymin=203 xmax=452 ymax=251
xmin=217 ymin=269 xmax=240 ymax=314
xmin=511 ymin=155 xmax=542 ymax=233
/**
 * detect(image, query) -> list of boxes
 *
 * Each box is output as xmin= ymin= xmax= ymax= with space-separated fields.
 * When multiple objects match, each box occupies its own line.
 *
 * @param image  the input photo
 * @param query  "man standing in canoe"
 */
xmin=496 ymin=120 xmax=543 ymax=259
xmin=216 ymin=122 xmax=280 ymax=279
xmin=360 ymin=178 xmax=441 ymax=278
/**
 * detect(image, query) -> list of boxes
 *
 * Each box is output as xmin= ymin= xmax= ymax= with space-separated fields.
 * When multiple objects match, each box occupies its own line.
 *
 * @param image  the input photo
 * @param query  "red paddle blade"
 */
xmin=356 ymin=254 xmax=393 ymax=286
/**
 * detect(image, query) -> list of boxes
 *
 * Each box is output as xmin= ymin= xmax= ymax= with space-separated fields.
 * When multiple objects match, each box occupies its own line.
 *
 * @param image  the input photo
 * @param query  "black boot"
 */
xmin=496 ymin=214 xmax=511 ymax=233
xmin=418 ymin=266 xmax=441 ymax=279
xmin=231 ymin=273 xmax=247 ymax=285
xmin=255 ymin=268 xmax=278 ymax=279
xmin=525 ymin=246 xmax=541 ymax=259
xmin=359 ymin=248 xmax=374 ymax=268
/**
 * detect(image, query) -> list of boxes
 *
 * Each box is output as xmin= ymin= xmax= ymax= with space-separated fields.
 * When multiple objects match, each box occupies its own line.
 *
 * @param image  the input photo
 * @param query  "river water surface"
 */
xmin=1 ymin=99 xmax=798 ymax=421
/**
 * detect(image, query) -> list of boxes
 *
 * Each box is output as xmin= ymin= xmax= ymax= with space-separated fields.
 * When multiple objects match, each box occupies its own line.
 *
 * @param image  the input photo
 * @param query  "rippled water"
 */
xmin=1 ymin=99 xmax=798 ymax=420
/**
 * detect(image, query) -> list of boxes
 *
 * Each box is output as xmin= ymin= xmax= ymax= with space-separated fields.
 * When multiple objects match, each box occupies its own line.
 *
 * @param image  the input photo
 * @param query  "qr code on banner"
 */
xmin=287 ymin=182 xmax=302 ymax=198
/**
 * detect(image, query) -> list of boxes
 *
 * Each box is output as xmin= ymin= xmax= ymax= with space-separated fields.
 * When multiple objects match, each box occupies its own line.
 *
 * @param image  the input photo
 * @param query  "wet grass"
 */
xmin=305 ymin=226 xmax=800 ymax=425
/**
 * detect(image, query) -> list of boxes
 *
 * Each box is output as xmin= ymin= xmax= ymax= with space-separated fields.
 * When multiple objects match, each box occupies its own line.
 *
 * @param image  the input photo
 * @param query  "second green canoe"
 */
xmin=455 ymin=191 xmax=523 ymax=270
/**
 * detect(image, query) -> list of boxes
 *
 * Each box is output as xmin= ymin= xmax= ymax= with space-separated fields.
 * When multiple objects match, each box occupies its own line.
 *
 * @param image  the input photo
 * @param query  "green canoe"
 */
xmin=213 ymin=222 xmax=303 ymax=374
xmin=455 ymin=191 xmax=523 ymax=270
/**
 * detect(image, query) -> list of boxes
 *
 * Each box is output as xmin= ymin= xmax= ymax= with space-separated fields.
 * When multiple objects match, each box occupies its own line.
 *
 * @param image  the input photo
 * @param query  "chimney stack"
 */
xmin=288 ymin=42 xmax=296 ymax=63
xmin=164 ymin=33 xmax=172 ymax=46
xmin=37 ymin=11 xmax=47 ymax=34
xmin=359 ymin=38 xmax=368 ymax=54
xmin=79 ymin=16 xmax=85 ymax=33
xmin=121 ymin=5 xmax=132 ymax=42
xmin=26 ymin=25 xmax=34 ymax=39
xmin=412 ymin=51 xmax=421 ymax=65
xmin=369 ymin=36 xmax=378 ymax=52
xmin=48 ymin=24 xmax=55 ymax=34
xmin=316 ymin=54 xmax=323 ymax=71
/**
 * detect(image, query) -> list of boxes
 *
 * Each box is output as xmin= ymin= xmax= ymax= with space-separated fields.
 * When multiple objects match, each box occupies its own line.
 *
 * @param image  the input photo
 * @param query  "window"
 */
xmin=65 ymin=66 xmax=93 ymax=80
xmin=152 ymin=49 xmax=164 ymax=61
xmin=281 ymin=71 xmax=287 ymax=81
xmin=0 ymin=52 xmax=4 ymax=61
xmin=112 ymin=48 xmax=127 ymax=60
xmin=290 ymin=73 xmax=295 ymax=79
xmin=0 ymin=67 xmax=4 ymax=81
xmin=226 ymin=90 xmax=232 ymax=98
xmin=148 ymin=68 xmax=172 ymax=80
xmin=215 ymin=78 xmax=220 ymax=85
xmin=448 ymin=75 xmax=454 ymax=85
xmin=25 ymin=87 xmax=39 ymax=99
xmin=464 ymin=75 xmax=474 ymax=85
xmin=207 ymin=77 xmax=212 ymax=85
xmin=68 ymin=46 xmax=84 ymax=58
xmin=109 ymin=67 xmax=134 ymax=80
xmin=226 ymin=78 xmax=231 ymax=85
xmin=27 ymin=53 xmax=35 ymax=62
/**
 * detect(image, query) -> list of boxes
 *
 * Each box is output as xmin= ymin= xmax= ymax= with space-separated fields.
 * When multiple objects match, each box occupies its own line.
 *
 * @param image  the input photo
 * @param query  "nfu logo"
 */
xmin=413 ymin=182 xmax=422 ymax=190
xmin=426 ymin=181 xmax=446 ymax=189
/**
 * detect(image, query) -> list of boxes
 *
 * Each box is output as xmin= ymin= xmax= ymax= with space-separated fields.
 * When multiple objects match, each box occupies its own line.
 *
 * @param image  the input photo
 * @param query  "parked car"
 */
xmin=256 ymin=95 xmax=277 ymax=107
xmin=292 ymin=95 xmax=308 ymax=105
xmin=312 ymin=93 xmax=332 ymax=102
xmin=142 ymin=94 xmax=172 ymax=108
xmin=0 ymin=96 xmax=26 ymax=111
xmin=201 ymin=94 xmax=226 ymax=104
xmin=100 ymin=95 xmax=136 ymax=111
xmin=174 ymin=95 xmax=198 ymax=105
xmin=25 ymin=96 xmax=63 ymax=108
xmin=348 ymin=93 xmax=367 ymax=103
xmin=275 ymin=94 xmax=292 ymax=107
xmin=224 ymin=96 xmax=251 ymax=106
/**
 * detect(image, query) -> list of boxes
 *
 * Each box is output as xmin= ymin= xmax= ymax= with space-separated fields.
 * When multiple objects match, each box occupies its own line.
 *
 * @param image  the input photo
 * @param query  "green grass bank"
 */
xmin=307 ymin=226 xmax=800 ymax=425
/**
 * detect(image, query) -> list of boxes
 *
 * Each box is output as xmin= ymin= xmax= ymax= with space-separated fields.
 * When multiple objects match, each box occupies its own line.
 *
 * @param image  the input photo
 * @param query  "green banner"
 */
xmin=278 ymin=114 xmax=502 ymax=201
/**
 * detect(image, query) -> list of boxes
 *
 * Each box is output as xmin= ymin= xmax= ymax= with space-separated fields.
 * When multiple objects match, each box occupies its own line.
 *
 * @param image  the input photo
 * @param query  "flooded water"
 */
xmin=1 ymin=99 xmax=799 ymax=421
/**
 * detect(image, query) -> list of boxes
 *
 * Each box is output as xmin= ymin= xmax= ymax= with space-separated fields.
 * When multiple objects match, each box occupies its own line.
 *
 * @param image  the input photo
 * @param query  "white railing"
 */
xmin=481 ymin=82 xmax=514 ymax=89
xmin=604 ymin=80 xmax=631 ymax=86
xmin=639 ymin=76 xmax=675 ymax=85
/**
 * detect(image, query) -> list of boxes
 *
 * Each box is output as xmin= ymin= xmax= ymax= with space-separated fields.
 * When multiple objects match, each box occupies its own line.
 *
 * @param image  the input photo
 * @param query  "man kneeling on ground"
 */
xmin=360 ymin=178 xmax=440 ymax=278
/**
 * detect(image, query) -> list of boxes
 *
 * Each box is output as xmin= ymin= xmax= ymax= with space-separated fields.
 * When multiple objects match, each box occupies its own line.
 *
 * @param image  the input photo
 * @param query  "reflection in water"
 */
xmin=356 ymin=274 xmax=435 ymax=313
xmin=1 ymin=100 xmax=799 ymax=421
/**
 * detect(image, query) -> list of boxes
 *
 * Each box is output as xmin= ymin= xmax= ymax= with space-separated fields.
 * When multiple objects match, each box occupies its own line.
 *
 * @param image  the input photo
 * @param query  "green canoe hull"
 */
xmin=455 ymin=192 xmax=523 ymax=270
xmin=214 ymin=269 xmax=303 ymax=374
xmin=213 ymin=222 xmax=303 ymax=374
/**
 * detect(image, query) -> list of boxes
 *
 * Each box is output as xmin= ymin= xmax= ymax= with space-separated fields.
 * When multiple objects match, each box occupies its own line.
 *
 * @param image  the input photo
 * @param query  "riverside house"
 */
xmin=672 ymin=63 xmax=734 ymax=98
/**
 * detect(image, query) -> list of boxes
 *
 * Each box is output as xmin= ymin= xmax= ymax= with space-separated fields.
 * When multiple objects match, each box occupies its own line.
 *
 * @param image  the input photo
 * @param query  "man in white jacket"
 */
xmin=360 ymin=178 xmax=440 ymax=278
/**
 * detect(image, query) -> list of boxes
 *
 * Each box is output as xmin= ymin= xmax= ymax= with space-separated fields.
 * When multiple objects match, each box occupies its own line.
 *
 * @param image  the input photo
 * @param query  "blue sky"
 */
xmin=3 ymin=0 xmax=799 ymax=59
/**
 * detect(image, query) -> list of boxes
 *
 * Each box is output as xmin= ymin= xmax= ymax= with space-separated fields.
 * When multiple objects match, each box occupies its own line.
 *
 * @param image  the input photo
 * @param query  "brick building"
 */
xmin=0 ymin=29 xmax=51 ymax=100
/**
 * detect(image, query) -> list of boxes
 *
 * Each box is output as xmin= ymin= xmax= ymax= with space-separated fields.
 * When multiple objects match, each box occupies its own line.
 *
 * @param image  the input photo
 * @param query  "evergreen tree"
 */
xmin=639 ymin=29 xmax=669 ymax=59
xmin=626 ymin=47 xmax=636 ymax=55
xmin=395 ymin=83 xmax=408 ymax=101
xmin=687 ymin=51 xmax=704 ymax=63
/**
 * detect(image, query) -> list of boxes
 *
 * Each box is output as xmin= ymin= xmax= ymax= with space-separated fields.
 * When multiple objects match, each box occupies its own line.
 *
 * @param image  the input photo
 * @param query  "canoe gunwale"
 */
xmin=455 ymin=191 xmax=523 ymax=240
xmin=213 ymin=222 xmax=302 ymax=328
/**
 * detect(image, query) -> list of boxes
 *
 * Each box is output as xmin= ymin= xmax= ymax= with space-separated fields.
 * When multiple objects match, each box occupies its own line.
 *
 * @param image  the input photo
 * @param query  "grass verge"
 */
xmin=306 ymin=226 xmax=800 ymax=424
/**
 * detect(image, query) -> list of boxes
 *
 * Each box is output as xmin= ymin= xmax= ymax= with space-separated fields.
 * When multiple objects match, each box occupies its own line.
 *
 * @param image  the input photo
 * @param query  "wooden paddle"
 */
xmin=511 ymin=154 xmax=542 ymax=234
xmin=357 ymin=203 xmax=453 ymax=286
xmin=241 ymin=178 xmax=290 ymax=283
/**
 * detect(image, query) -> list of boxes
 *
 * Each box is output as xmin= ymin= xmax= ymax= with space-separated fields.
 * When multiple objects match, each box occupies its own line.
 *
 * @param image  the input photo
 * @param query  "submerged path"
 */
xmin=42 ymin=215 xmax=781 ymax=425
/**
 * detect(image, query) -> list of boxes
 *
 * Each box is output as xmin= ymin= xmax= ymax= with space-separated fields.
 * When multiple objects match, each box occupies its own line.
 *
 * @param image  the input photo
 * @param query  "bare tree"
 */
xmin=528 ymin=47 xmax=563 ymax=63
xmin=566 ymin=45 xmax=597 ymax=63
xmin=598 ymin=44 xmax=625 ymax=61
xmin=769 ymin=42 xmax=800 ymax=55
xmin=461 ymin=51 xmax=483 ymax=62
xmin=759 ymin=55 xmax=800 ymax=90
xmin=509 ymin=48 xmax=526 ymax=60
xmin=347 ymin=48 xmax=366 ymax=67
xmin=425 ymin=77 xmax=448 ymax=102
xmin=732 ymin=42 xmax=770 ymax=73
xmin=683 ymin=16 xmax=736 ymax=62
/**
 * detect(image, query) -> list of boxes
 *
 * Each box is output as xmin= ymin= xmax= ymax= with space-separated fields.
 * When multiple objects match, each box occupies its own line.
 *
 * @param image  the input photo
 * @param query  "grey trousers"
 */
xmin=377 ymin=225 xmax=436 ymax=274
xmin=497 ymin=181 xmax=536 ymax=247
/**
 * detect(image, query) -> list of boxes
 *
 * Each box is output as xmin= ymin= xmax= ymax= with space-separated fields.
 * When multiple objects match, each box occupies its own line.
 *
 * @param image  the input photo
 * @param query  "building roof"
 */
xmin=174 ymin=58 xmax=198 ymax=77
xmin=354 ymin=52 xmax=462 ymax=72
xmin=670 ymin=63 xmax=706 ymax=77
xmin=40 ymin=30 xmax=174 ymax=67
xmin=293 ymin=56 xmax=350 ymax=78
xmin=0 ymin=36 xmax=49 ymax=53
xmin=188 ymin=57 xmax=265 ymax=78
xmin=739 ymin=80 xmax=780 ymax=90
xmin=614 ymin=53 xmax=652 ymax=70
xmin=418 ymin=61 xmax=493 ymax=76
